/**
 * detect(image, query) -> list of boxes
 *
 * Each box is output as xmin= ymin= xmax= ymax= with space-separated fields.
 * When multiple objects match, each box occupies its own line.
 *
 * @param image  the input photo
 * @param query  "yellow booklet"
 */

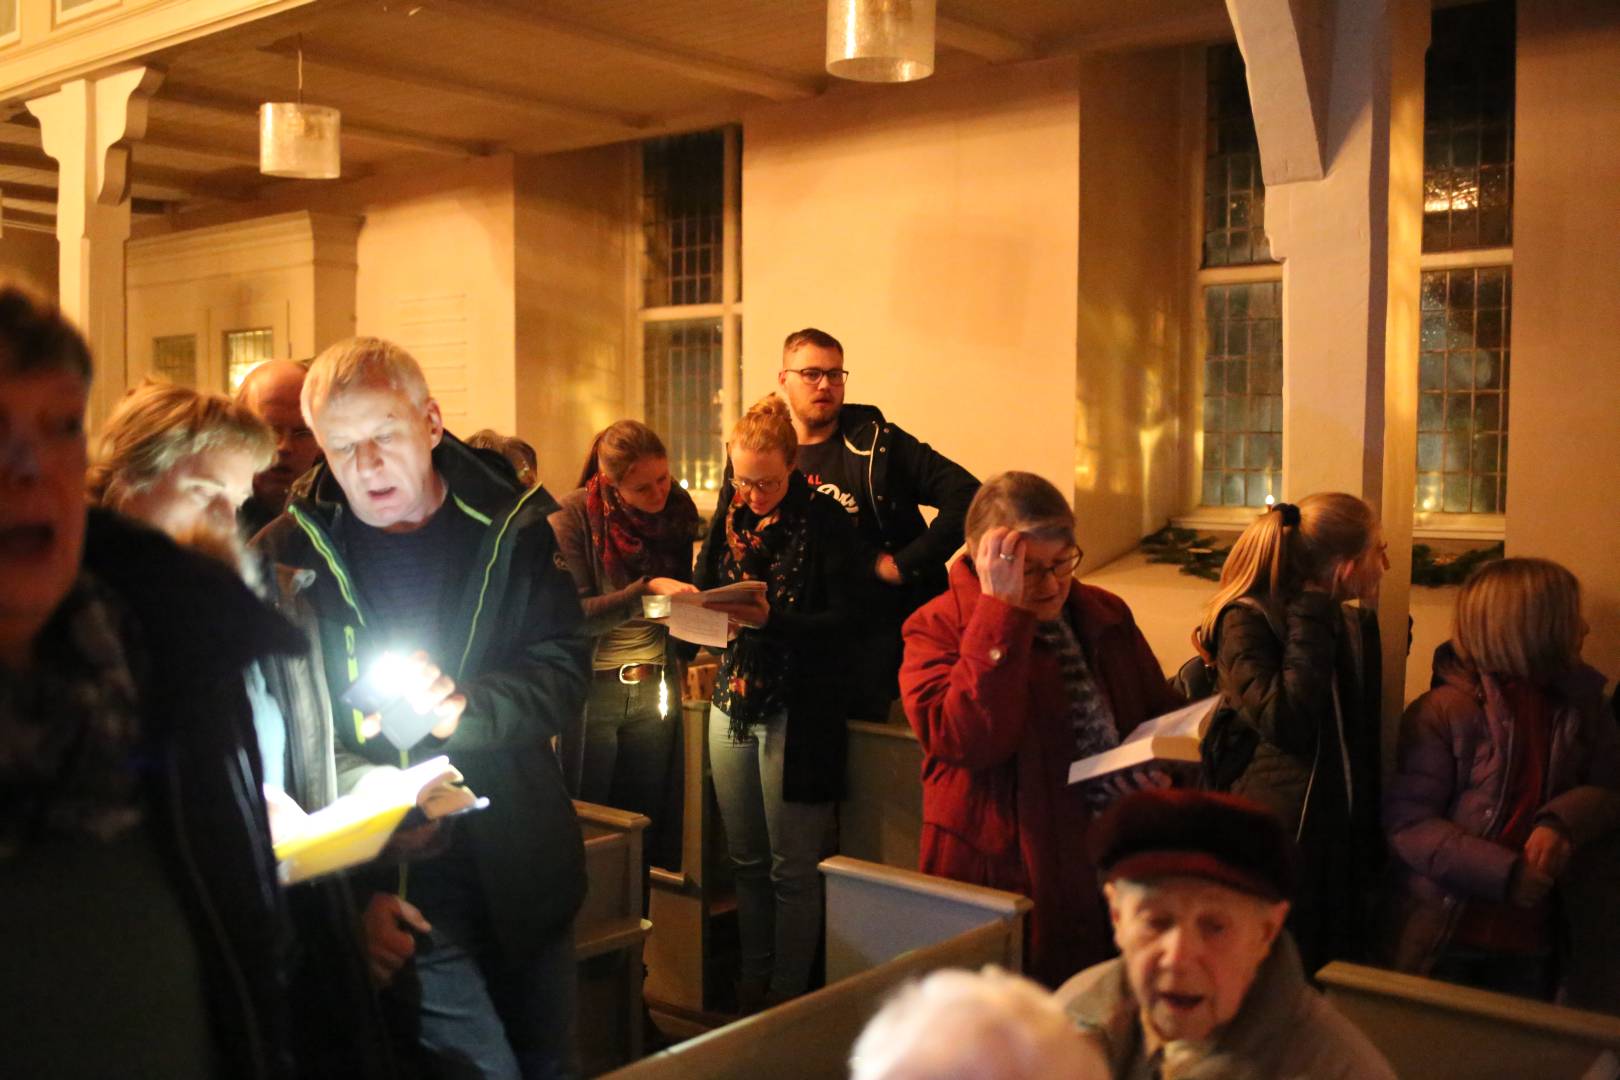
xmin=1067 ymin=696 xmax=1221 ymax=786
xmin=272 ymin=756 xmax=480 ymax=885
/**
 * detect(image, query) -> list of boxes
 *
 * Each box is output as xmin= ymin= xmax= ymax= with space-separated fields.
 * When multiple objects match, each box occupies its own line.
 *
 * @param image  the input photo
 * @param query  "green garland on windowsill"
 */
xmin=1138 ymin=526 xmax=1504 ymax=587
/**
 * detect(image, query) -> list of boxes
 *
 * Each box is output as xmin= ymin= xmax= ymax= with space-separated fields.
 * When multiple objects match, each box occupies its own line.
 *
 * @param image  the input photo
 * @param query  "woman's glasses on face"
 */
xmin=1024 ymin=546 xmax=1083 ymax=584
xmin=733 ymin=475 xmax=784 ymax=496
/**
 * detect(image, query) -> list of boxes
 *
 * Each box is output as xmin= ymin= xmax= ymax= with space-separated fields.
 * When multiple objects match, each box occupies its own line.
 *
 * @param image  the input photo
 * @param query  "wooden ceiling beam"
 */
xmin=154 ymin=87 xmax=488 ymax=159
xmin=935 ymin=14 xmax=1037 ymax=64
xmin=0 ymin=206 xmax=59 ymax=234
xmin=1044 ymin=10 xmax=1234 ymax=55
xmin=261 ymin=40 xmax=648 ymax=135
xmin=2 ymin=116 xmax=259 ymax=170
xmin=0 ymin=178 xmax=170 ymax=214
xmin=0 ymin=143 xmax=247 ymax=200
xmin=429 ymin=0 xmax=820 ymax=103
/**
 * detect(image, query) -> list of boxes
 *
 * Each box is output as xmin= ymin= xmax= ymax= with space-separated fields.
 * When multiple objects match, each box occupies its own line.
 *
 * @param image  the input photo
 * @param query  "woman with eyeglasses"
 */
xmin=899 ymin=471 xmax=1183 ymax=988
xmin=694 ymin=394 xmax=864 ymax=1011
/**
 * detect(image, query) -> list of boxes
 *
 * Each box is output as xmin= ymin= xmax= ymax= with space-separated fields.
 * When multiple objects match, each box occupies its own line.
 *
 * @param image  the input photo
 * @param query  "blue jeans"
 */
xmin=707 ymin=709 xmax=835 ymax=999
xmin=416 ymin=917 xmax=579 ymax=1080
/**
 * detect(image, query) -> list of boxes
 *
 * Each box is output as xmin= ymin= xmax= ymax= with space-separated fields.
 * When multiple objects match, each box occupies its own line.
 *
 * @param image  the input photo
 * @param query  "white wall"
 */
xmin=1076 ymin=47 xmax=1190 ymax=567
xmin=741 ymin=58 xmax=1081 ymax=502
xmin=1507 ymin=0 xmax=1620 ymax=685
xmin=514 ymin=144 xmax=636 ymax=491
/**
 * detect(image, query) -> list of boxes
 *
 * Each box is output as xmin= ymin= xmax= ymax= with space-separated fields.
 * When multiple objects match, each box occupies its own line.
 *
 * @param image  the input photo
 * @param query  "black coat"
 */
xmin=82 ymin=509 xmax=309 ymax=1079
xmin=695 ymin=477 xmax=865 ymax=803
xmin=257 ymin=433 xmax=591 ymax=957
xmin=1209 ymin=591 xmax=1385 ymax=972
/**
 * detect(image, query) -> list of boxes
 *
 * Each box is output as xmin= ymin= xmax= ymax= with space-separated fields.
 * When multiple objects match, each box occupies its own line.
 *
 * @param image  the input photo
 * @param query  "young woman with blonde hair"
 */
xmin=1384 ymin=558 xmax=1620 ymax=1002
xmin=695 ymin=394 xmax=864 ymax=1009
xmin=1193 ymin=492 xmax=1389 ymax=974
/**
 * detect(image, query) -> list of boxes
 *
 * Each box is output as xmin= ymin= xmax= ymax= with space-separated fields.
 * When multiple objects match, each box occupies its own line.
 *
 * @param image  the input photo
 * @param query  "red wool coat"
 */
xmin=900 ymin=557 xmax=1183 ymax=988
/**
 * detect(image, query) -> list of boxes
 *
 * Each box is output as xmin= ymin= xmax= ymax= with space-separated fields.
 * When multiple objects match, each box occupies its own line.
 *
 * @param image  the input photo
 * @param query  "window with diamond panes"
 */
xmin=1423 ymin=1 xmax=1514 ymax=253
xmin=152 ymin=334 xmax=198 ymax=386
xmin=644 ymin=319 xmax=724 ymax=495
xmin=1417 ymin=267 xmax=1510 ymax=514
xmin=1204 ymin=44 xmax=1272 ymax=268
xmin=642 ymin=131 xmax=724 ymax=308
xmin=1202 ymin=282 xmax=1282 ymax=508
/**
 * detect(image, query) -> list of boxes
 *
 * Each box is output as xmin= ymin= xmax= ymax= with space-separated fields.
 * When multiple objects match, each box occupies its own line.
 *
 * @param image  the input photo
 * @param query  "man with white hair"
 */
xmin=256 ymin=336 xmax=589 ymax=1079
xmin=1057 ymin=791 xmax=1396 ymax=1080
xmin=850 ymin=965 xmax=1107 ymax=1080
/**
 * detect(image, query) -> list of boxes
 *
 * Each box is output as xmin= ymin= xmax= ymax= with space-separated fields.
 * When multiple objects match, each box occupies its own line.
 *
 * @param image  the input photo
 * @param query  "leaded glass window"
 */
xmin=1202 ymin=282 xmax=1283 ymax=508
xmin=152 ymin=334 xmax=197 ymax=387
xmin=1423 ymin=1 xmax=1514 ymax=253
xmin=224 ymin=328 xmax=274 ymax=394
xmin=644 ymin=319 xmax=724 ymax=494
xmin=642 ymin=132 xmax=724 ymax=308
xmin=1204 ymin=44 xmax=1271 ymax=268
xmin=1417 ymin=267 xmax=1510 ymax=514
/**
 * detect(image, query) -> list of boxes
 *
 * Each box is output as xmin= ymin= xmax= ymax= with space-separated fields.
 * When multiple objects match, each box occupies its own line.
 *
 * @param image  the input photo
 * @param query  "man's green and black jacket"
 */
xmin=256 ymin=433 xmax=590 ymax=956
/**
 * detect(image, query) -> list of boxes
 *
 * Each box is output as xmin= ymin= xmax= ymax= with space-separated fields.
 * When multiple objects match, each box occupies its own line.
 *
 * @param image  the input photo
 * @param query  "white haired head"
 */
xmin=301 ymin=336 xmax=430 ymax=427
xmin=849 ymin=966 xmax=1107 ymax=1080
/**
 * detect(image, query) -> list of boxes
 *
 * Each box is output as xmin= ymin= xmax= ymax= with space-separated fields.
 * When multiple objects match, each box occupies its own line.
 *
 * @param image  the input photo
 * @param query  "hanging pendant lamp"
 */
xmin=259 ymin=37 xmax=341 ymax=179
xmin=826 ymin=0 xmax=936 ymax=83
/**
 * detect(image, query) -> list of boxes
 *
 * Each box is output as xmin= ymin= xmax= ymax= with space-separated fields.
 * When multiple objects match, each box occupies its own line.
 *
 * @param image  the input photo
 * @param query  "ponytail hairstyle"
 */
xmin=1452 ymin=557 xmax=1584 ymax=682
xmin=578 ymin=419 xmax=667 ymax=488
xmin=1196 ymin=492 xmax=1379 ymax=644
xmin=728 ymin=394 xmax=797 ymax=466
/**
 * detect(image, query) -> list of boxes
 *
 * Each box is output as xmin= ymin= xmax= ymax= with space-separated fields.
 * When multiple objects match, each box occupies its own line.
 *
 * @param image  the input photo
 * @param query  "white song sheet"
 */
xmin=665 ymin=580 xmax=768 ymax=648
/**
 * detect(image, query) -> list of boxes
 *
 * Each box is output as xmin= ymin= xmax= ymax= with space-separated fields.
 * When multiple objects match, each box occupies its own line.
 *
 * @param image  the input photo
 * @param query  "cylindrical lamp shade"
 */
xmin=259 ymin=102 xmax=341 ymax=179
xmin=826 ymin=0 xmax=935 ymax=83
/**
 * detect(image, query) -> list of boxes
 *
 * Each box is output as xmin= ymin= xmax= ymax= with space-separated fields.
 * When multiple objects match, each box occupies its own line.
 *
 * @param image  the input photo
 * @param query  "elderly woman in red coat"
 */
xmin=900 ymin=471 xmax=1183 ymax=987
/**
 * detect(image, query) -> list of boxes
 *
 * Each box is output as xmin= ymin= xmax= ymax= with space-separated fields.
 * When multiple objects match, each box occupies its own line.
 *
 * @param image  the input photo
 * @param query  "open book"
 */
xmin=1067 ymin=696 xmax=1221 ymax=786
xmin=271 ymin=756 xmax=484 ymax=886
xmin=664 ymin=580 xmax=768 ymax=648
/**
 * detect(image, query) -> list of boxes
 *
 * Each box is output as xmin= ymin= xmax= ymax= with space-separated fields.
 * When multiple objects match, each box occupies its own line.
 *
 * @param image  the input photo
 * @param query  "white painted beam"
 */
xmin=261 ymin=41 xmax=647 ymax=135
xmin=935 ymin=14 xmax=1035 ymax=63
xmin=431 ymin=0 xmax=820 ymax=102
xmin=1225 ymin=0 xmax=1329 ymax=184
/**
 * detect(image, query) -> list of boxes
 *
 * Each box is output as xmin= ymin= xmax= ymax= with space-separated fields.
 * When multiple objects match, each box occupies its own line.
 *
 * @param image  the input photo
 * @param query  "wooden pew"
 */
xmin=839 ymin=720 xmax=923 ymax=872
xmin=1319 ymin=961 xmax=1620 ymax=1079
xmin=604 ymin=857 xmax=1031 ymax=1080
xmin=575 ymin=801 xmax=654 ymax=1075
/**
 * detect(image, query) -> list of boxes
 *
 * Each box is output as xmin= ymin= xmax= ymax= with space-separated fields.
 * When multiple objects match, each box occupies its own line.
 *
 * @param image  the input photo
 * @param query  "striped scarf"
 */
xmin=1034 ymin=617 xmax=1119 ymax=761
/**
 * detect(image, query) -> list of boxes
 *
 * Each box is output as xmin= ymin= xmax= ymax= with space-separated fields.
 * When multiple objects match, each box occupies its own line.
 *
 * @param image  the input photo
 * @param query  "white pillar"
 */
xmin=27 ymin=66 xmax=163 ymax=431
xmin=1246 ymin=0 xmax=1428 ymax=741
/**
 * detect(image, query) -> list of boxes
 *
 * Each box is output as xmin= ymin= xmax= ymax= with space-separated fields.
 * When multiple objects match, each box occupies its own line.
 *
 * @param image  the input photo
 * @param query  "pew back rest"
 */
xmin=1319 ymin=961 xmax=1620 ymax=1080
xmin=821 ymin=855 xmax=1032 ymax=982
xmin=606 ymin=920 xmax=1021 ymax=1080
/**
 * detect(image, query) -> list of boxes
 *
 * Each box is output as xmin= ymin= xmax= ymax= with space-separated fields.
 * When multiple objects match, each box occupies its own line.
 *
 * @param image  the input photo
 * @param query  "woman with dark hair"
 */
xmin=695 ymin=394 xmax=864 ymax=1009
xmin=900 ymin=471 xmax=1182 ymax=988
xmin=549 ymin=420 xmax=699 ymax=866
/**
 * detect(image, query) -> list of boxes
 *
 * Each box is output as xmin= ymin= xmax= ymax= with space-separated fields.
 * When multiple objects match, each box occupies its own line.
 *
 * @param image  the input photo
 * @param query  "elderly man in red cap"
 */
xmin=1057 ymin=790 xmax=1395 ymax=1079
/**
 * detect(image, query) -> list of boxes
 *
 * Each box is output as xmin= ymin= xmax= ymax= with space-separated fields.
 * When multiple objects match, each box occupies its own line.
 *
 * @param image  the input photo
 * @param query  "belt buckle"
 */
xmin=619 ymin=664 xmax=646 ymax=685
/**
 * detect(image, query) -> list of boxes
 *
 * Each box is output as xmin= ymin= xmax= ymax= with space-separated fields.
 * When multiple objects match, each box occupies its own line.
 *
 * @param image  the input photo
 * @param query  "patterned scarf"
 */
xmin=0 ymin=573 xmax=146 ymax=858
xmin=712 ymin=471 xmax=814 ymax=738
xmin=1034 ymin=616 xmax=1120 ymax=761
xmin=584 ymin=471 xmax=701 ymax=589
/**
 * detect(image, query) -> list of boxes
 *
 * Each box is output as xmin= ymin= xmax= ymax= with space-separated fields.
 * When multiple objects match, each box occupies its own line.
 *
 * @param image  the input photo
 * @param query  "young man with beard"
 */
xmin=765 ymin=327 xmax=980 ymax=721
xmin=256 ymin=336 xmax=590 ymax=1079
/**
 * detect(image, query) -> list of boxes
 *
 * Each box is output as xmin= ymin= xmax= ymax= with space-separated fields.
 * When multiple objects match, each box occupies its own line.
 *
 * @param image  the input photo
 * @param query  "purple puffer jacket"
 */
xmin=1380 ymin=644 xmax=1620 ymax=973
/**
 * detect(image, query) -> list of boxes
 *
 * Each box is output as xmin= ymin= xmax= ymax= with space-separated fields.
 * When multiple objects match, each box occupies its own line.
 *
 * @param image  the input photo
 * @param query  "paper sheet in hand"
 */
xmin=1067 ymin=696 xmax=1220 ymax=786
xmin=665 ymin=580 xmax=768 ymax=648
xmin=272 ymin=755 xmax=478 ymax=885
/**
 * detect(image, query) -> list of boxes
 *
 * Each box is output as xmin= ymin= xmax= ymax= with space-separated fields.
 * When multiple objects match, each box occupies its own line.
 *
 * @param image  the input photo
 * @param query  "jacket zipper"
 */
xmin=168 ymin=744 xmax=268 ymax=1079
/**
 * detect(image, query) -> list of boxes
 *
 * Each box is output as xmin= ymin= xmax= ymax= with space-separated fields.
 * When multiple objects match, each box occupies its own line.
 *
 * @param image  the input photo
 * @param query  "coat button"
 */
xmin=988 ymin=647 xmax=1004 ymax=663
xmin=1483 ymin=809 xmax=1494 ymax=819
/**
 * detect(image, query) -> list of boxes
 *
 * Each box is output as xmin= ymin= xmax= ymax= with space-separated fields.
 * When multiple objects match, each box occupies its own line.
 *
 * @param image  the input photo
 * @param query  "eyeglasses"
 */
xmin=733 ymin=475 xmax=785 ymax=496
xmin=785 ymin=367 xmax=849 ymax=387
xmin=1025 ymin=547 xmax=1083 ymax=584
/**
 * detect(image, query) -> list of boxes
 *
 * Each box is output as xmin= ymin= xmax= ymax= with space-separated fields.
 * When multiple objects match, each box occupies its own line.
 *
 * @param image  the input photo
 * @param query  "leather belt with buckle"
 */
xmin=596 ymin=663 xmax=663 ymax=685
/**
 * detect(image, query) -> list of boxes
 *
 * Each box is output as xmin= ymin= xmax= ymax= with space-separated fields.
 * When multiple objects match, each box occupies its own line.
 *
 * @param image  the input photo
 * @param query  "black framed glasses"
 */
xmin=733 ymin=475 xmax=785 ymax=495
xmin=785 ymin=367 xmax=849 ymax=387
xmin=1024 ymin=546 xmax=1083 ymax=584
